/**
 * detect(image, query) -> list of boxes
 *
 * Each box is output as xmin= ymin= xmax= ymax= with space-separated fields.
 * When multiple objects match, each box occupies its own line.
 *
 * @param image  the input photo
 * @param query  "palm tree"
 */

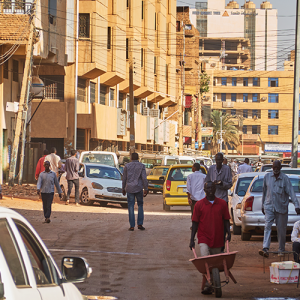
xmin=210 ymin=110 xmax=241 ymax=155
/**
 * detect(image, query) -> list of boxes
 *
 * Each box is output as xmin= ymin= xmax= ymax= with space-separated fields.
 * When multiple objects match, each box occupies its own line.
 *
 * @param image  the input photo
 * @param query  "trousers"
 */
xmin=263 ymin=210 xmax=288 ymax=252
xmin=190 ymin=199 xmax=197 ymax=219
xmin=41 ymin=193 xmax=54 ymax=219
xmin=67 ymin=179 xmax=79 ymax=203
xmin=293 ymin=242 xmax=300 ymax=263
xmin=127 ymin=191 xmax=144 ymax=228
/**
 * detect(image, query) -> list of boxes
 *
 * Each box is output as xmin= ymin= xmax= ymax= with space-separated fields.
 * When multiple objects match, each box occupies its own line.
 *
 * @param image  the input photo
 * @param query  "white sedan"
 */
xmin=0 ymin=207 xmax=92 ymax=300
xmin=60 ymin=163 xmax=128 ymax=208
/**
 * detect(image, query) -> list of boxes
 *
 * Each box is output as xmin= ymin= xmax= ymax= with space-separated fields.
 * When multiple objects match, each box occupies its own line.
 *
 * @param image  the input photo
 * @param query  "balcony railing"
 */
xmin=0 ymin=1 xmax=33 ymax=14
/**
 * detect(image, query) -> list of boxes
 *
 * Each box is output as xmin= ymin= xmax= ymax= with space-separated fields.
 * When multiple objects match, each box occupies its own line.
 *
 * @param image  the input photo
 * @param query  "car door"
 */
xmin=0 ymin=218 xmax=42 ymax=300
xmin=10 ymin=218 xmax=67 ymax=300
xmin=78 ymin=164 xmax=86 ymax=195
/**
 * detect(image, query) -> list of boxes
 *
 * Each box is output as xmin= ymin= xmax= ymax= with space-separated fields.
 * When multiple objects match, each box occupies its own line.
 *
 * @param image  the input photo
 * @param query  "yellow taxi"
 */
xmin=162 ymin=164 xmax=207 ymax=211
xmin=147 ymin=166 xmax=170 ymax=193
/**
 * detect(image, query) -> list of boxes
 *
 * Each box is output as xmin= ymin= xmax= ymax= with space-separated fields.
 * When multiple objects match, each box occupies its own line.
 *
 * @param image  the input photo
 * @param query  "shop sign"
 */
xmin=202 ymin=127 xmax=213 ymax=137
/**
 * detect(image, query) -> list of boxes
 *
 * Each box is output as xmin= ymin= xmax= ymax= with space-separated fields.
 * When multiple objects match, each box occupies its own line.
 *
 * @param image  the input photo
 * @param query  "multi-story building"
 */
xmin=204 ymin=69 xmax=296 ymax=154
xmin=190 ymin=0 xmax=278 ymax=71
xmin=30 ymin=0 xmax=177 ymax=158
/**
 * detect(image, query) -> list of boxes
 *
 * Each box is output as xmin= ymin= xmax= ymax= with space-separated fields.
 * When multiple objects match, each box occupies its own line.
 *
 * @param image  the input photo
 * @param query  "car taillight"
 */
xmin=166 ymin=180 xmax=171 ymax=191
xmin=244 ymin=196 xmax=254 ymax=211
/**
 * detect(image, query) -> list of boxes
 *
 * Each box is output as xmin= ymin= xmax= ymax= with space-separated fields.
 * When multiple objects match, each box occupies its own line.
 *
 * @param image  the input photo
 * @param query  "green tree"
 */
xmin=210 ymin=110 xmax=241 ymax=155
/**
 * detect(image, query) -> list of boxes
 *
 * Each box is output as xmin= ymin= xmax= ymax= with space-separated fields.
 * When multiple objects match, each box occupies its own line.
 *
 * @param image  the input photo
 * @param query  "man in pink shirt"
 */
xmin=35 ymin=149 xmax=49 ymax=180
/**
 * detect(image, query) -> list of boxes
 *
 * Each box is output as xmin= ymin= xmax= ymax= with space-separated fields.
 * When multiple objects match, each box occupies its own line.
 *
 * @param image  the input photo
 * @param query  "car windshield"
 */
xmin=86 ymin=166 xmax=121 ymax=180
xmin=166 ymin=159 xmax=179 ymax=165
xmin=150 ymin=168 xmax=169 ymax=176
xmin=168 ymin=167 xmax=193 ymax=181
xmin=250 ymin=178 xmax=264 ymax=193
xmin=180 ymin=159 xmax=194 ymax=164
xmin=82 ymin=154 xmax=115 ymax=166
xmin=261 ymin=165 xmax=272 ymax=172
xmin=280 ymin=170 xmax=300 ymax=175
xmin=290 ymin=178 xmax=300 ymax=193
xmin=141 ymin=158 xmax=162 ymax=169
xmin=236 ymin=177 xmax=254 ymax=195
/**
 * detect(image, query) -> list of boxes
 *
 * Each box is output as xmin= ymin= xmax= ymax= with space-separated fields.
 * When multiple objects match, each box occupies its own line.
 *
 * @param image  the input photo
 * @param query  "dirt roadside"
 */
xmin=1 ymin=194 xmax=300 ymax=300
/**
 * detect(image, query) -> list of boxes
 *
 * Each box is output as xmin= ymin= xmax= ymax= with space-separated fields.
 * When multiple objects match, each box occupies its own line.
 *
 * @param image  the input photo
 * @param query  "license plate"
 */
xmin=183 ymin=188 xmax=187 ymax=193
xmin=112 ymin=193 xmax=121 ymax=197
xmin=154 ymin=184 xmax=162 ymax=188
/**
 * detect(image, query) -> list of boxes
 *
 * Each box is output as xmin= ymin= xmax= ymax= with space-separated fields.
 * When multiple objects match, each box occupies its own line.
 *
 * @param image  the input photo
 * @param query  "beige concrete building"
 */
xmin=30 ymin=0 xmax=177 ymax=157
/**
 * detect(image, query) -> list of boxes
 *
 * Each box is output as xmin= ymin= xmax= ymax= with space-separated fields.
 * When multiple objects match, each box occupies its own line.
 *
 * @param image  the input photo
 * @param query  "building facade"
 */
xmin=190 ymin=0 xmax=278 ymax=71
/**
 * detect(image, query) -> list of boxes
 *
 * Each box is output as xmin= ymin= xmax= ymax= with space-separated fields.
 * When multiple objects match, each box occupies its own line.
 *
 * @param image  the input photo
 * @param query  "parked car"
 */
xmin=266 ymin=167 xmax=300 ymax=175
xmin=194 ymin=157 xmax=213 ymax=167
xmin=228 ymin=172 xmax=265 ymax=235
xmin=60 ymin=163 xmax=128 ymax=208
xmin=162 ymin=155 xmax=180 ymax=166
xmin=255 ymin=164 xmax=291 ymax=172
xmin=162 ymin=164 xmax=207 ymax=211
xmin=178 ymin=156 xmax=194 ymax=165
xmin=0 ymin=207 xmax=92 ymax=300
xmin=79 ymin=151 xmax=118 ymax=168
xmin=140 ymin=155 xmax=164 ymax=175
xmin=147 ymin=166 xmax=170 ymax=193
xmin=240 ymin=174 xmax=300 ymax=241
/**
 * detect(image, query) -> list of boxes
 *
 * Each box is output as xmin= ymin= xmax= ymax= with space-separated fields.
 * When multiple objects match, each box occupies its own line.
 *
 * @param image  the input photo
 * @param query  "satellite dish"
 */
xmin=31 ymin=76 xmax=44 ymax=96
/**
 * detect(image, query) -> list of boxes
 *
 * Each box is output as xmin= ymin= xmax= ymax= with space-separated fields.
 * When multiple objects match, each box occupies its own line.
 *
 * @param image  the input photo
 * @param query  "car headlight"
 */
xmin=92 ymin=182 xmax=103 ymax=190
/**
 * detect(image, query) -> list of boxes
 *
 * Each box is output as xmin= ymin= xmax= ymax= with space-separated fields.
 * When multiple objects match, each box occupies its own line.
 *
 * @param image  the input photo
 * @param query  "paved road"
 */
xmin=1 ymin=193 xmax=300 ymax=299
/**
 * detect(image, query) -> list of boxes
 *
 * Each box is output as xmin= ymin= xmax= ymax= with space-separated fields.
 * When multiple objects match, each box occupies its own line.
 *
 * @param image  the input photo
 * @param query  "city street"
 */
xmin=1 ymin=193 xmax=300 ymax=299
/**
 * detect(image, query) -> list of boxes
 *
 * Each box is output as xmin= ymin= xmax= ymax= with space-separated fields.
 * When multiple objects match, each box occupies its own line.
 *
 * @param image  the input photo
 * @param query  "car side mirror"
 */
xmin=237 ymin=190 xmax=246 ymax=197
xmin=78 ymin=172 xmax=84 ymax=178
xmin=61 ymin=257 xmax=92 ymax=283
xmin=159 ymin=176 xmax=165 ymax=181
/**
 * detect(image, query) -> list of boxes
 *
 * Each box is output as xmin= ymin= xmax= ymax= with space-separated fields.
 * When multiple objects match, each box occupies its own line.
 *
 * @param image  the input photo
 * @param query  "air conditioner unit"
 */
xmin=261 ymin=97 xmax=267 ymax=101
xmin=110 ymin=100 xmax=116 ymax=107
xmin=150 ymin=109 xmax=159 ymax=118
xmin=210 ymin=63 xmax=216 ymax=67
xmin=143 ymin=107 xmax=149 ymax=116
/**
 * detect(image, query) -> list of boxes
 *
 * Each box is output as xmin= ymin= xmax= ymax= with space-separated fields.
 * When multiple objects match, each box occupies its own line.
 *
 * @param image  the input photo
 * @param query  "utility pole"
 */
xmin=179 ymin=21 xmax=185 ymax=155
xmin=129 ymin=37 xmax=135 ymax=155
xmin=292 ymin=0 xmax=300 ymax=168
xmin=8 ymin=6 xmax=36 ymax=186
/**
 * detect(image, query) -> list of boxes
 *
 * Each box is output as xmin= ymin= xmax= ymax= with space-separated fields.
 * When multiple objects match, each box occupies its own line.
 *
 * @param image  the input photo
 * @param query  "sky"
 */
xmin=176 ymin=0 xmax=297 ymax=69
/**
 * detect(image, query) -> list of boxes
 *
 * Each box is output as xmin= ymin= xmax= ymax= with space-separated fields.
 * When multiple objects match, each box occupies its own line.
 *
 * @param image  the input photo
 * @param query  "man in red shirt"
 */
xmin=35 ymin=149 xmax=49 ymax=180
xmin=189 ymin=181 xmax=231 ymax=295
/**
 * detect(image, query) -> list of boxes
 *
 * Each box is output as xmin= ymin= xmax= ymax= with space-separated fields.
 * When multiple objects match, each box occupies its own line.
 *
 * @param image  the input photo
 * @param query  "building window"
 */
xmin=79 ymin=14 xmax=90 ymax=38
xmin=268 ymin=125 xmax=278 ymax=135
xmin=118 ymin=92 xmax=124 ymax=108
xmin=107 ymin=27 xmax=111 ymax=49
xmin=242 ymin=125 xmax=247 ymax=134
xmin=253 ymin=77 xmax=259 ymax=86
xmin=141 ymin=48 xmax=144 ymax=68
xmin=126 ymin=38 xmax=129 ymax=59
xmin=154 ymin=56 xmax=157 ymax=74
xmin=231 ymin=109 xmax=236 ymax=116
xmin=221 ymin=93 xmax=226 ymax=102
xmin=231 ymin=93 xmax=236 ymax=102
xmin=252 ymin=109 xmax=259 ymax=119
xmin=268 ymin=110 xmax=279 ymax=119
xmin=109 ymin=88 xmax=115 ymax=106
xmin=268 ymin=93 xmax=279 ymax=103
xmin=13 ymin=60 xmax=18 ymax=82
xmin=221 ymin=77 xmax=227 ymax=86
xmin=49 ymin=0 xmax=57 ymax=24
xmin=77 ymin=129 xmax=85 ymax=150
xmin=243 ymin=78 xmax=248 ymax=86
xmin=243 ymin=109 xmax=248 ymax=118
xmin=252 ymin=93 xmax=258 ymax=102
xmin=222 ymin=109 xmax=226 ymax=115
xmin=40 ymin=75 xmax=64 ymax=100
xmin=100 ymin=85 xmax=107 ymax=105
xmin=176 ymin=21 xmax=180 ymax=32
xmin=134 ymin=98 xmax=138 ymax=112
xmin=184 ymin=108 xmax=191 ymax=125
xmin=268 ymin=77 xmax=278 ymax=87
xmin=3 ymin=61 xmax=8 ymax=79
xmin=90 ymin=82 xmax=96 ymax=103
xmin=243 ymin=93 xmax=248 ymax=102
xmin=141 ymin=0 xmax=144 ymax=19
xmin=77 ymin=77 xmax=86 ymax=102
xmin=252 ymin=125 xmax=260 ymax=134
xmin=232 ymin=77 xmax=237 ymax=86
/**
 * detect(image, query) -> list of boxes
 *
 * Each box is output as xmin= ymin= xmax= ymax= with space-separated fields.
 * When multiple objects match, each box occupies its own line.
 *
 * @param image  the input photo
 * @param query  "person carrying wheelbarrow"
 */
xmin=189 ymin=181 xmax=231 ymax=295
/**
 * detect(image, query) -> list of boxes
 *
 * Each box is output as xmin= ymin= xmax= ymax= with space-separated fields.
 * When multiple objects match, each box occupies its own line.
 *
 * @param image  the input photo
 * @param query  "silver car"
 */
xmin=228 ymin=172 xmax=265 ymax=235
xmin=240 ymin=174 xmax=300 ymax=241
xmin=255 ymin=164 xmax=291 ymax=172
xmin=266 ymin=167 xmax=300 ymax=175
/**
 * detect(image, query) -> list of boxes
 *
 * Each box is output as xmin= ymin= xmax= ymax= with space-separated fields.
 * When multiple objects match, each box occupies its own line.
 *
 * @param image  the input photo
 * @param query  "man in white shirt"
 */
xmin=237 ymin=158 xmax=252 ymax=174
xmin=45 ymin=147 xmax=62 ymax=176
xmin=291 ymin=220 xmax=300 ymax=262
xmin=187 ymin=163 xmax=206 ymax=219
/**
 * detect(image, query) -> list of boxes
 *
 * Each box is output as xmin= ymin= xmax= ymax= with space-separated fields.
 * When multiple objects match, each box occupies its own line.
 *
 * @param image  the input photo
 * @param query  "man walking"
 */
xmin=205 ymin=152 xmax=232 ymax=203
xmin=237 ymin=158 xmax=252 ymax=174
xmin=187 ymin=163 xmax=206 ymax=219
xmin=122 ymin=153 xmax=148 ymax=231
xmin=229 ymin=159 xmax=237 ymax=177
xmin=259 ymin=160 xmax=300 ymax=257
xmin=37 ymin=161 xmax=62 ymax=223
xmin=45 ymin=147 xmax=62 ymax=176
xmin=35 ymin=149 xmax=49 ymax=180
xmin=65 ymin=149 xmax=80 ymax=206
xmin=189 ymin=181 xmax=231 ymax=295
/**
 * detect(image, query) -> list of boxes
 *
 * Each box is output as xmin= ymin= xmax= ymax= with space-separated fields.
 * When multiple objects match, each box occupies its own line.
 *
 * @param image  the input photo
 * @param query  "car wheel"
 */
xmin=60 ymin=185 xmax=67 ymax=201
xmin=121 ymin=203 xmax=128 ymax=208
xmin=231 ymin=209 xmax=241 ymax=235
xmin=100 ymin=201 xmax=108 ymax=207
xmin=163 ymin=201 xmax=170 ymax=211
xmin=80 ymin=188 xmax=94 ymax=206
xmin=241 ymin=231 xmax=252 ymax=241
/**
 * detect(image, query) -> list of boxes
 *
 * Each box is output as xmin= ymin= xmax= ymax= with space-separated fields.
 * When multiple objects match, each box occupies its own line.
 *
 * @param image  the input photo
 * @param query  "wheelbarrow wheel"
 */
xmin=212 ymin=268 xmax=222 ymax=298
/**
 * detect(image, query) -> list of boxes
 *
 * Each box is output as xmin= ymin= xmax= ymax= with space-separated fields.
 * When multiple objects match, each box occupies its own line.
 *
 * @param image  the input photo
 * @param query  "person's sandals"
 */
xmin=128 ymin=227 xmax=134 ymax=231
xmin=138 ymin=225 xmax=145 ymax=230
xmin=201 ymin=286 xmax=213 ymax=295
xmin=65 ymin=200 xmax=69 ymax=205
xmin=44 ymin=218 xmax=51 ymax=224
xmin=259 ymin=248 xmax=269 ymax=258
xmin=75 ymin=203 xmax=80 ymax=206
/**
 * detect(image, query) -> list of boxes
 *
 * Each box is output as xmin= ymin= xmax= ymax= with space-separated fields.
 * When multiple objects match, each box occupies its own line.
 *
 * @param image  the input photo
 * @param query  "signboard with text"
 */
xmin=264 ymin=144 xmax=300 ymax=153
xmin=201 ymin=127 xmax=213 ymax=137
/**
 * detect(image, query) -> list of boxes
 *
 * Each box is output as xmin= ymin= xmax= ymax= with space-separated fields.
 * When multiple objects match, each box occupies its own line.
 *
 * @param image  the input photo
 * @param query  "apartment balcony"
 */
xmin=222 ymin=102 xmax=234 ymax=108
xmin=0 ymin=1 xmax=33 ymax=14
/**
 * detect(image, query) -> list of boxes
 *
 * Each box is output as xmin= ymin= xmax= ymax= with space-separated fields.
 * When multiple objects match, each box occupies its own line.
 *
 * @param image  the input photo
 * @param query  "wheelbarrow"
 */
xmin=189 ymin=241 xmax=238 ymax=298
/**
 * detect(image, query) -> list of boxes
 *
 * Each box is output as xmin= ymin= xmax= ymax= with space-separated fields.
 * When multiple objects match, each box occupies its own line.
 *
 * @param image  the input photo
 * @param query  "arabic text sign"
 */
xmin=264 ymin=144 xmax=300 ymax=153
